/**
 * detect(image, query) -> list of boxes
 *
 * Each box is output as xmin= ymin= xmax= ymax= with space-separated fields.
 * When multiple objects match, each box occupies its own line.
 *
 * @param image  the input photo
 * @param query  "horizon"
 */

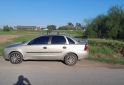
xmin=0 ymin=0 xmax=124 ymax=28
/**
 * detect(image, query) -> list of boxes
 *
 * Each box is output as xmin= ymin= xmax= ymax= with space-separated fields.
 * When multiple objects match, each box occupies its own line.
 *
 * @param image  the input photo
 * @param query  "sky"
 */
xmin=0 ymin=0 xmax=124 ymax=28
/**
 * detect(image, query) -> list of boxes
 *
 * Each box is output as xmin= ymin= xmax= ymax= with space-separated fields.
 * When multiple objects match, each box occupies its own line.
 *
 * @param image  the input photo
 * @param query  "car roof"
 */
xmin=39 ymin=32 xmax=71 ymax=36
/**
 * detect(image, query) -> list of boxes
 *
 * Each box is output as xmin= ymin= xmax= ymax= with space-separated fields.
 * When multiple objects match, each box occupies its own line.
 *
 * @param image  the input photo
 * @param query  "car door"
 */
xmin=24 ymin=36 xmax=50 ymax=60
xmin=48 ymin=35 xmax=69 ymax=60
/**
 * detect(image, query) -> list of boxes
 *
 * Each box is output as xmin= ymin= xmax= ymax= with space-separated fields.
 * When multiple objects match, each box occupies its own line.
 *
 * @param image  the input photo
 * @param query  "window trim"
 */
xmin=28 ymin=36 xmax=50 ymax=45
xmin=66 ymin=37 xmax=75 ymax=44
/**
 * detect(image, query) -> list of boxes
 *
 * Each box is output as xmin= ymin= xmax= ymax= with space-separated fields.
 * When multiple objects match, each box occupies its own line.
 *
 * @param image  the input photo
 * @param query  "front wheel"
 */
xmin=9 ymin=52 xmax=23 ymax=64
xmin=64 ymin=53 xmax=77 ymax=66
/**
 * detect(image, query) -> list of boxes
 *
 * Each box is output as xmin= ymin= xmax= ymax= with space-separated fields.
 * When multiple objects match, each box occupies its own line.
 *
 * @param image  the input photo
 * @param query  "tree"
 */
xmin=68 ymin=22 xmax=74 ymax=27
xmin=84 ymin=22 xmax=98 ymax=38
xmin=41 ymin=27 xmax=46 ymax=30
xmin=58 ymin=26 xmax=68 ymax=30
xmin=3 ymin=25 xmax=10 ymax=31
xmin=10 ymin=26 xmax=14 ymax=30
xmin=75 ymin=23 xmax=82 ymax=30
xmin=107 ymin=5 xmax=124 ymax=39
xmin=84 ymin=5 xmax=124 ymax=39
xmin=47 ymin=25 xmax=56 ymax=32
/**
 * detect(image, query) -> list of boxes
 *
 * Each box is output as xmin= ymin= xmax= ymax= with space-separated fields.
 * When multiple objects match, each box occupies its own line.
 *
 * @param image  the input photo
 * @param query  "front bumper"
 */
xmin=2 ymin=48 xmax=10 ymax=60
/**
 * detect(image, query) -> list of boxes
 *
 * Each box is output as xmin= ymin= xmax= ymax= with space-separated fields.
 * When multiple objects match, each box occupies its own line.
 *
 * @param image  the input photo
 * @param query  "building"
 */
xmin=15 ymin=26 xmax=40 ymax=30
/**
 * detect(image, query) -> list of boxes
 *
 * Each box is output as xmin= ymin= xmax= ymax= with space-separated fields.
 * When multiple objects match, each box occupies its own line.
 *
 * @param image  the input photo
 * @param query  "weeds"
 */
xmin=86 ymin=57 xmax=124 ymax=65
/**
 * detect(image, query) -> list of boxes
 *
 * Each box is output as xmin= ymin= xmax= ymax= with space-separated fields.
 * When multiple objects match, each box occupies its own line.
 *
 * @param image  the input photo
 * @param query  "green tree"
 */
xmin=10 ymin=26 xmax=14 ymax=30
xmin=107 ymin=5 xmax=124 ymax=39
xmin=47 ymin=25 xmax=56 ymax=32
xmin=3 ymin=25 xmax=10 ymax=31
xmin=75 ymin=23 xmax=82 ymax=30
xmin=41 ymin=27 xmax=46 ymax=30
xmin=58 ymin=26 xmax=68 ymax=30
xmin=68 ymin=22 xmax=74 ymax=27
xmin=84 ymin=22 xmax=98 ymax=38
xmin=84 ymin=5 xmax=124 ymax=39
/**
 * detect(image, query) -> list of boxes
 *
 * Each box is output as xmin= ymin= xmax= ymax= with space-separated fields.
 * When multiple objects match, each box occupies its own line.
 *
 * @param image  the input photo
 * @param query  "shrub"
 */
xmin=3 ymin=25 xmax=10 ymax=31
xmin=88 ymin=39 xmax=124 ymax=57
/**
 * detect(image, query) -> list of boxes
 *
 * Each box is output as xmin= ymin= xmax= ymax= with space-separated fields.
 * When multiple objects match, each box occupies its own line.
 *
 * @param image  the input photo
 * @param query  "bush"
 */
xmin=3 ymin=25 xmax=10 ymax=31
xmin=88 ymin=39 xmax=124 ymax=57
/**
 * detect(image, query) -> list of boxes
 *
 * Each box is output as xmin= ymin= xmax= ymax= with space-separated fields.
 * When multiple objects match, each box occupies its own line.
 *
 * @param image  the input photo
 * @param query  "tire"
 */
xmin=9 ymin=52 xmax=23 ymax=64
xmin=64 ymin=53 xmax=77 ymax=66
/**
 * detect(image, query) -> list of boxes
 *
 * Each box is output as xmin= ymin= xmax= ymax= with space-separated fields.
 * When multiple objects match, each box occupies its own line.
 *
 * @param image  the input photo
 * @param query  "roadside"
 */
xmin=1 ymin=56 xmax=124 ymax=69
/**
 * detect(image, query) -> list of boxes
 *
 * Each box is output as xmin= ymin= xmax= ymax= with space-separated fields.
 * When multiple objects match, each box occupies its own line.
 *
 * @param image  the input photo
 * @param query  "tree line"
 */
xmin=3 ymin=25 xmax=14 ymax=31
xmin=3 ymin=22 xmax=83 ymax=31
xmin=3 ymin=23 xmax=83 ymax=31
xmin=40 ymin=22 xmax=83 ymax=31
xmin=84 ymin=5 xmax=124 ymax=39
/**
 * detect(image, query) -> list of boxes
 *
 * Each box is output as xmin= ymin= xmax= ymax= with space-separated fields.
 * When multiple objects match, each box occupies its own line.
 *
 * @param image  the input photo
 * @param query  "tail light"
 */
xmin=84 ymin=44 xmax=88 ymax=50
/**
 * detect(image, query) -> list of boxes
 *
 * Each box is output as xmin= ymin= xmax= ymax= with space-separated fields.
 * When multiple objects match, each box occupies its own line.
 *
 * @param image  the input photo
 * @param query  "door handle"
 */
xmin=63 ymin=46 xmax=66 ymax=49
xmin=43 ymin=47 xmax=47 ymax=49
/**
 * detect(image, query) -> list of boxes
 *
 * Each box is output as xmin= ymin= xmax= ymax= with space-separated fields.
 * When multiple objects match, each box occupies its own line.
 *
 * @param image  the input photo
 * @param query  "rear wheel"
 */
xmin=64 ymin=53 xmax=77 ymax=66
xmin=9 ymin=52 xmax=23 ymax=64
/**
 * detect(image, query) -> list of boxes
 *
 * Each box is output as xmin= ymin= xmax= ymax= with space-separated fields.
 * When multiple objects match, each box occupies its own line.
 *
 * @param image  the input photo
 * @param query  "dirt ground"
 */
xmin=0 ymin=35 xmax=19 ymax=44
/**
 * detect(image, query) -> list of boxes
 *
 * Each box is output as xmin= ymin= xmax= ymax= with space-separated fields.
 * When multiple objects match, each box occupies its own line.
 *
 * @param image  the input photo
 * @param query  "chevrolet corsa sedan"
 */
xmin=3 ymin=33 xmax=89 ymax=66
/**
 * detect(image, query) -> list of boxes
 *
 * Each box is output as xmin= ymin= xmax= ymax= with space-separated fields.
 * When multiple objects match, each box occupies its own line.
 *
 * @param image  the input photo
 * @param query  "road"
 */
xmin=0 ymin=57 xmax=124 ymax=85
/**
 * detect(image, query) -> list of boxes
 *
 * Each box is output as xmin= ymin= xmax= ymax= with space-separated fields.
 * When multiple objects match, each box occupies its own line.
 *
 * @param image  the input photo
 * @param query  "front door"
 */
xmin=25 ymin=36 xmax=50 ymax=59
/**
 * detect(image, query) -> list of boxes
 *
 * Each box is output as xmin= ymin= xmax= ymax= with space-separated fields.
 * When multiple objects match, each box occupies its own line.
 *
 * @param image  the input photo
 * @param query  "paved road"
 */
xmin=0 ymin=57 xmax=124 ymax=85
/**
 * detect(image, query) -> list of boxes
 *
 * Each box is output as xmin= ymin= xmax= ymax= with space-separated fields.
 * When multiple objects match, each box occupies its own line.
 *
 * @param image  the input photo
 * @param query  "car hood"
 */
xmin=6 ymin=42 xmax=24 ymax=48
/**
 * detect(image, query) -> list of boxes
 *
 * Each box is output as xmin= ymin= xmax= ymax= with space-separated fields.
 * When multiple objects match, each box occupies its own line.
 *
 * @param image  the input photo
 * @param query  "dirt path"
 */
xmin=77 ymin=59 xmax=124 ymax=69
xmin=0 ymin=56 xmax=124 ymax=69
xmin=0 ymin=35 xmax=19 ymax=44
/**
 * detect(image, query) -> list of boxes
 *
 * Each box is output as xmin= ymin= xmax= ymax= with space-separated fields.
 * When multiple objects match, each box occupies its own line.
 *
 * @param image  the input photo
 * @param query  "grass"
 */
xmin=89 ymin=45 xmax=114 ymax=56
xmin=0 ymin=30 xmax=124 ymax=65
xmin=87 ymin=45 xmax=124 ymax=65
xmin=86 ymin=57 xmax=124 ymax=65
xmin=0 ymin=30 xmax=82 ymax=36
xmin=88 ymin=38 xmax=124 ymax=44
xmin=88 ymin=38 xmax=124 ymax=57
xmin=13 ymin=35 xmax=37 ymax=42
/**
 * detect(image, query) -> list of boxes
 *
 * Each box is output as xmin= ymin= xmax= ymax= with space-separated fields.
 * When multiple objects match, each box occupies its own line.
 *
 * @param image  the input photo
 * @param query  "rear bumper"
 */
xmin=77 ymin=50 xmax=89 ymax=60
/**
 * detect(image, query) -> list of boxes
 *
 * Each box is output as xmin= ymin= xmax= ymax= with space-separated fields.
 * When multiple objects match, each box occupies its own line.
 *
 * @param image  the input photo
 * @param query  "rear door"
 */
xmin=24 ymin=36 xmax=50 ymax=59
xmin=48 ymin=35 xmax=69 ymax=60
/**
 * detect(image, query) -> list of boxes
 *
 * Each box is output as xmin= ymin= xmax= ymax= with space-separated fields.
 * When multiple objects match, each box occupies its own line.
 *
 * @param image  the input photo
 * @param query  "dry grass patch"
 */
xmin=0 ymin=35 xmax=19 ymax=44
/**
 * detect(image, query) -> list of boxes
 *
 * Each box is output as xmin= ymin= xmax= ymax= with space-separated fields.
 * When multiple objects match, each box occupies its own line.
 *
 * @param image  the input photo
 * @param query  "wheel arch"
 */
xmin=9 ymin=51 xmax=24 ymax=59
xmin=63 ymin=52 xmax=78 ymax=60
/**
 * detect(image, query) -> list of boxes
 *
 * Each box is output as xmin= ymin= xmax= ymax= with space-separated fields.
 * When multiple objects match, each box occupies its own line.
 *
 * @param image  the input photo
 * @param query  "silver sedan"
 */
xmin=3 ymin=33 xmax=89 ymax=66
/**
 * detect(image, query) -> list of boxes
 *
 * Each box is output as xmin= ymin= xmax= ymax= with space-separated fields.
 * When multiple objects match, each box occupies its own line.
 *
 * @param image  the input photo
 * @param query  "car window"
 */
xmin=51 ymin=36 xmax=66 ymax=44
xmin=67 ymin=37 xmax=75 ymax=44
xmin=29 ymin=36 xmax=49 ymax=45
xmin=66 ymin=35 xmax=79 ymax=42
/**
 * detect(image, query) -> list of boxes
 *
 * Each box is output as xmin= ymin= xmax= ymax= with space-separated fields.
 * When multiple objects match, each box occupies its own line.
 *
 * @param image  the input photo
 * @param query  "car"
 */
xmin=3 ymin=32 xmax=89 ymax=66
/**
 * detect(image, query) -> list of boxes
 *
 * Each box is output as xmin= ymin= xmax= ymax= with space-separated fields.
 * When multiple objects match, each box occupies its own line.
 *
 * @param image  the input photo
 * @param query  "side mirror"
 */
xmin=28 ymin=42 xmax=32 ymax=45
xmin=28 ymin=40 xmax=34 ymax=45
xmin=27 ymin=43 xmax=31 ymax=45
